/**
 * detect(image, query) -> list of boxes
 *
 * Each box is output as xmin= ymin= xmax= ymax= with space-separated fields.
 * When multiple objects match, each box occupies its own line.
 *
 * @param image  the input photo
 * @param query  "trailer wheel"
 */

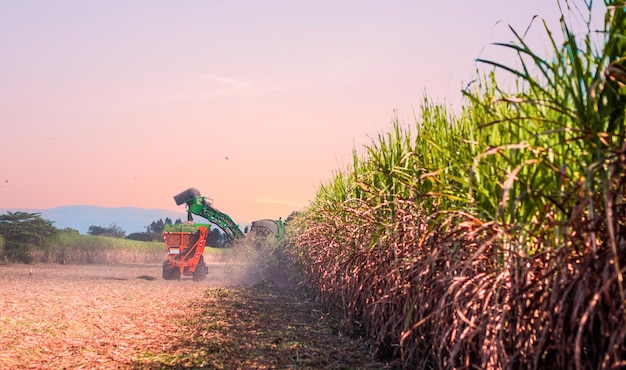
xmin=193 ymin=256 xmax=207 ymax=281
xmin=162 ymin=261 xmax=180 ymax=280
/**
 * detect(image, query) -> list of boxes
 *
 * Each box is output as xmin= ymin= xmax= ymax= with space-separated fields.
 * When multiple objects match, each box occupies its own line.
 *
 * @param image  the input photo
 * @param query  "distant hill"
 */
xmin=0 ymin=206 xmax=190 ymax=234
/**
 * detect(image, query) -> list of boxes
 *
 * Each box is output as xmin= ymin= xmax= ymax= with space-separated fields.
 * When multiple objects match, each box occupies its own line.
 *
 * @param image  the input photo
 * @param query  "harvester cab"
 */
xmin=248 ymin=218 xmax=285 ymax=239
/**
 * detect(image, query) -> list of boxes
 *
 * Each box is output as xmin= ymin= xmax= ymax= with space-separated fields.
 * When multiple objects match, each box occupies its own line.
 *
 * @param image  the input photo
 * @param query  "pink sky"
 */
xmin=0 ymin=1 xmax=605 ymax=223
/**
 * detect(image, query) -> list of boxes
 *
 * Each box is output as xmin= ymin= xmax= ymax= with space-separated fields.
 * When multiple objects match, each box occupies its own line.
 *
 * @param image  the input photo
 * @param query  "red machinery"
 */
xmin=162 ymin=223 xmax=209 ymax=281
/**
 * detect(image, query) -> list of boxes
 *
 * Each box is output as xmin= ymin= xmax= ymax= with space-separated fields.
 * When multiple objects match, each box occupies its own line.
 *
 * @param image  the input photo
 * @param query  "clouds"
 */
xmin=105 ymin=73 xmax=264 ymax=107
xmin=200 ymin=74 xmax=254 ymax=95
xmin=135 ymin=73 xmax=257 ymax=105
xmin=198 ymin=73 xmax=293 ymax=98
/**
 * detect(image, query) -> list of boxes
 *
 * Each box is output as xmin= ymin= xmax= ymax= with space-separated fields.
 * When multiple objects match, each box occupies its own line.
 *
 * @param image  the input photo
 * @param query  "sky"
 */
xmin=0 ymin=1 xmax=606 ymax=223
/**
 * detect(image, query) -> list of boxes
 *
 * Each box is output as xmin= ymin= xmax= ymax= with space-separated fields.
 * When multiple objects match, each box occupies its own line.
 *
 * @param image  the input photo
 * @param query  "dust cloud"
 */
xmin=221 ymin=238 xmax=301 ymax=290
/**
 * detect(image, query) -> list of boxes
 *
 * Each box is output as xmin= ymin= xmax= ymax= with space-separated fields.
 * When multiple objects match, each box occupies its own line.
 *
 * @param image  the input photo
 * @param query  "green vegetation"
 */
xmin=90 ymin=217 xmax=184 ymax=242
xmin=87 ymin=223 xmax=127 ymax=238
xmin=43 ymin=231 xmax=232 ymax=264
xmin=44 ymin=231 xmax=164 ymax=264
xmin=290 ymin=1 xmax=626 ymax=368
xmin=0 ymin=211 xmax=59 ymax=263
xmin=163 ymin=223 xmax=209 ymax=233
xmin=0 ymin=212 xmax=229 ymax=264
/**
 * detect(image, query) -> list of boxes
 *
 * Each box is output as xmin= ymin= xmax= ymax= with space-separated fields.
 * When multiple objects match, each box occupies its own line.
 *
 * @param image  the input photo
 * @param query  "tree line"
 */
xmin=89 ymin=217 xmax=183 ymax=241
xmin=0 ymin=211 xmax=228 ymax=263
xmin=91 ymin=218 xmax=227 ymax=247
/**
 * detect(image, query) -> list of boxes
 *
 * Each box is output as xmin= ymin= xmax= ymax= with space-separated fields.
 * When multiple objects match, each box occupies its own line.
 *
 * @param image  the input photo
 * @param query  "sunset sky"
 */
xmin=0 ymin=1 xmax=605 ymax=223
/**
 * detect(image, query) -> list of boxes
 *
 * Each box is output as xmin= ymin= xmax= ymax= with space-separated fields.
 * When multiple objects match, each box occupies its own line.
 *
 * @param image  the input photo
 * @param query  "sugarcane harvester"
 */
xmin=162 ymin=187 xmax=285 ymax=280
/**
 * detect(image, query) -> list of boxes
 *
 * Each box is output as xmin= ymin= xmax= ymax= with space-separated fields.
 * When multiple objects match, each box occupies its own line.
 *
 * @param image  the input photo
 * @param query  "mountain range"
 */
xmin=0 ymin=205 xmax=191 ymax=234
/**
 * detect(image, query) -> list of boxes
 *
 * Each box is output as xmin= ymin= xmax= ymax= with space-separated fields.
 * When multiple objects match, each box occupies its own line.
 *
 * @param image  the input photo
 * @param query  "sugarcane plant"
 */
xmin=290 ymin=1 xmax=626 ymax=368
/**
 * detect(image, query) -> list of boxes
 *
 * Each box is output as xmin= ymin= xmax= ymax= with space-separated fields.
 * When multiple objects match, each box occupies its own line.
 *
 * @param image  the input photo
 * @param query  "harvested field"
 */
xmin=0 ymin=262 xmax=383 ymax=369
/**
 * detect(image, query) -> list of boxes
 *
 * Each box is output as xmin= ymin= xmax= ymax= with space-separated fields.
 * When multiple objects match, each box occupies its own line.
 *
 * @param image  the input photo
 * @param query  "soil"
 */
xmin=0 ymin=262 xmax=386 ymax=369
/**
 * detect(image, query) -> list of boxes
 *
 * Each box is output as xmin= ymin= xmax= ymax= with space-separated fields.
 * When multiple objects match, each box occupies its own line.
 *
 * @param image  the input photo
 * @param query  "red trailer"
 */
xmin=162 ymin=223 xmax=209 ymax=281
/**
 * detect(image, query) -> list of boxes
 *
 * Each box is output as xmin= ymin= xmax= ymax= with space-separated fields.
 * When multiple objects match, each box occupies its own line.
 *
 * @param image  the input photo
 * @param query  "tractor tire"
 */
xmin=193 ymin=256 xmax=208 ymax=281
xmin=162 ymin=261 xmax=180 ymax=280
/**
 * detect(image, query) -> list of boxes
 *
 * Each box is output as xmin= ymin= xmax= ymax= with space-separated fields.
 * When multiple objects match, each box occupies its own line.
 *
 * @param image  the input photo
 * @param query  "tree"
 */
xmin=146 ymin=219 xmax=166 ymax=236
xmin=142 ymin=218 xmax=183 ymax=241
xmin=0 ymin=211 xmax=59 ymax=263
xmin=87 ymin=223 xmax=126 ymax=238
xmin=61 ymin=227 xmax=79 ymax=234
xmin=206 ymin=228 xmax=225 ymax=247
xmin=125 ymin=218 xmax=185 ymax=242
xmin=126 ymin=232 xmax=153 ymax=241
xmin=87 ymin=225 xmax=107 ymax=236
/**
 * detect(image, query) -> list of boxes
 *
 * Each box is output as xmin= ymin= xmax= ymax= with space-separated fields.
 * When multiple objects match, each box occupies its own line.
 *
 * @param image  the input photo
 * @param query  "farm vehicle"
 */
xmin=162 ymin=187 xmax=285 ymax=280
xmin=162 ymin=223 xmax=210 ymax=281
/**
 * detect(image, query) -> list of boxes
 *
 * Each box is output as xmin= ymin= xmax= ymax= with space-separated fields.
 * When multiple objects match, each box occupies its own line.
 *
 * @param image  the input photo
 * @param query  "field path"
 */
xmin=0 ymin=263 xmax=382 ymax=369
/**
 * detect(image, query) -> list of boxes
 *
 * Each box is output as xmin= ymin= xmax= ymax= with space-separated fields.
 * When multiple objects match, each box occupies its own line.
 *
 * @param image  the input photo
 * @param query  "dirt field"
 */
xmin=0 ymin=262 xmax=384 ymax=369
